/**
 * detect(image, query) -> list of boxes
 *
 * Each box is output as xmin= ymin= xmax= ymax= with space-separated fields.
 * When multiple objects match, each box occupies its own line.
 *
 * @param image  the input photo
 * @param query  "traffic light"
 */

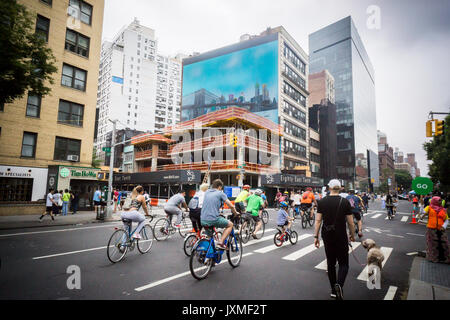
xmin=435 ymin=119 xmax=444 ymax=136
xmin=426 ymin=120 xmax=433 ymax=137
xmin=229 ymin=133 xmax=234 ymax=146
xmin=233 ymin=135 xmax=238 ymax=147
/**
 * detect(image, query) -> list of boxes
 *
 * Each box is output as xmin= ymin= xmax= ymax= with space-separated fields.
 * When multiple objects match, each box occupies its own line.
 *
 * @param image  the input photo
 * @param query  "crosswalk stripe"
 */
xmin=254 ymin=234 xmax=312 ymax=254
xmin=384 ymin=286 xmax=398 ymax=300
xmin=357 ymin=247 xmax=393 ymax=281
xmin=315 ymin=242 xmax=361 ymax=270
xmin=385 ymin=217 xmax=389 ymax=220
xmin=401 ymin=216 xmax=408 ymax=222
xmin=371 ymin=214 xmax=382 ymax=219
xmin=282 ymin=241 xmax=322 ymax=261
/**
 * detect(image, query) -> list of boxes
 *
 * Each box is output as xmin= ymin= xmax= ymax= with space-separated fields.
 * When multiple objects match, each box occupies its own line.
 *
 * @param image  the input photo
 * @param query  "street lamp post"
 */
xmin=105 ymin=119 xmax=117 ymax=220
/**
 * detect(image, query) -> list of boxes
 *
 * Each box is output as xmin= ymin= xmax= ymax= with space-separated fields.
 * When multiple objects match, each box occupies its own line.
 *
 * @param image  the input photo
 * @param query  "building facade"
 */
xmin=309 ymin=16 xmax=379 ymax=190
xmin=0 ymin=0 xmax=104 ymax=207
xmin=308 ymin=70 xmax=335 ymax=106
xmin=377 ymin=130 xmax=396 ymax=191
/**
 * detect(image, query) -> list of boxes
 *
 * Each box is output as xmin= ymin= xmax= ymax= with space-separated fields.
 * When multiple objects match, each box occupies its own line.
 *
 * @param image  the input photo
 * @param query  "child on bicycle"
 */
xmin=277 ymin=201 xmax=293 ymax=235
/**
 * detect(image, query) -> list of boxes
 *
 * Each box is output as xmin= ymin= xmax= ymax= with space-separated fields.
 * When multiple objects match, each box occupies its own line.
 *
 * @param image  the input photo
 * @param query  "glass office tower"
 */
xmin=309 ymin=16 xmax=379 ymax=190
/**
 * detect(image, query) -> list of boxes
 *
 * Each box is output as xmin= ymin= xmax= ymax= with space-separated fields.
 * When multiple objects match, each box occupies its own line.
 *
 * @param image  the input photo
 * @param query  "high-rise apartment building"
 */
xmin=309 ymin=16 xmax=379 ymax=190
xmin=0 ymin=0 xmax=104 ymax=209
xmin=377 ymin=130 xmax=395 ymax=191
xmin=95 ymin=19 xmax=184 ymax=163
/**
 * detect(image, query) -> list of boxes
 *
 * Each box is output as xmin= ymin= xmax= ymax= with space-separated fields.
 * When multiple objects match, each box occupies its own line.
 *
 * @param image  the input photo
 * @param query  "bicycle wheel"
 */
xmin=289 ymin=231 xmax=298 ymax=245
xmin=153 ymin=218 xmax=170 ymax=241
xmin=107 ymin=229 xmax=129 ymax=263
xmin=239 ymin=219 xmax=251 ymax=244
xmin=189 ymin=239 xmax=213 ymax=280
xmin=137 ymin=224 xmax=154 ymax=254
xmin=227 ymin=233 xmax=243 ymax=267
xmin=273 ymin=231 xmax=284 ymax=247
xmin=262 ymin=210 xmax=269 ymax=224
xmin=254 ymin=219 xmax=265 ymax=239
xmin=178 ymin=217 xmax=193 ymax=238
xmin=301 ymin=214 xmax=307 ymax=229
xmin=308 ymin=212 xmax=315 ymax=227
xmin=183 ymin=234 xmax=198 ymax=257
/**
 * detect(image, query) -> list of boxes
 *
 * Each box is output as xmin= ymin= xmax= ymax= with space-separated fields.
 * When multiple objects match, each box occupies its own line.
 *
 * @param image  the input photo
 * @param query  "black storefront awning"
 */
xmin=261 ymin=173 xmax=324 ymax=187
xmin=113 ymin=170 xmax=201 ymax=185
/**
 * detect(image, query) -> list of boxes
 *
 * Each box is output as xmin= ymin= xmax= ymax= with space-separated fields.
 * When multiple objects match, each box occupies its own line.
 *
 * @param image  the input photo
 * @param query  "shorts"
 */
xmin=235 ymin=202 xmax=246 ymax=214
xmin=94 ymin=201 xmax=101 ymax=206
xmin=301 ymin=203 xmax=312 ymax=210
xmin=245 ymin=212 xmax=261 ymax=223
xmin=278 ymin=221 xmax=289 ymax=227
xmin=352 ymin=210 xmax=361 ymax=221
xmin=46 ymin=206 xmax=52 ymax=213
xmin=201 ymin=216 xmax=230 ymax=229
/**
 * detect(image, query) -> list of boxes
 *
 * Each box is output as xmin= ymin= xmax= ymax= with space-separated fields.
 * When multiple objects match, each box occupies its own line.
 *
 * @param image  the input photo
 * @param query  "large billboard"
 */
xmin=182 ymin=38 xmax=279 ymax=124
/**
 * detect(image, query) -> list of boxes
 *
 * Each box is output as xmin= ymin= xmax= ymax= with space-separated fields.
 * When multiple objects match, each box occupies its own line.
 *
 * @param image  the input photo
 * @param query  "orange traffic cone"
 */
xmin=410 ymin=211 xmax=418 ymax=224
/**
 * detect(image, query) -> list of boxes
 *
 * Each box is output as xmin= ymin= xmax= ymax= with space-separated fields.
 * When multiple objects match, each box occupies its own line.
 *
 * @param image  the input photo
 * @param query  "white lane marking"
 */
xmin=315 ymin=242 xmax=361 ymax=270
xmin=254 ymin=234 xmax=312 ymax=254
xmin=406 ymin=233 xmax=424 ymax=237
xmin=401 ymin=216 xmax=408 ymax=222
xmin=384 ymin=286 xmax=398 ymax=300
xmin=282 ymin=241 xmax=322 ymax=261
xmin=371 ymin=214 xmax=382 ymax=219
xmin=33 ymin=245 xmax=107 ymax=260
xmin=135 ymin=252 xmax=254 ymax=292
xmin=406 ymin=252 xmax=418 ymax=256
xmin=357 ymin=247 xmax=393 ymax=282
xmin=385 ymin=217 xmax=389 ymax=220
xmin=0 ymin=223 xmax=122 ymax=238
xmin=387 ymin=234 xmax=404 ymax=238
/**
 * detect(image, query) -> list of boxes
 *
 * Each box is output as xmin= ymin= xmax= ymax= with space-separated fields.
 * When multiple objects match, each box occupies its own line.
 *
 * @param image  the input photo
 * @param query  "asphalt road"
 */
xmin=0 ymin=200 xmax=427 ymax=300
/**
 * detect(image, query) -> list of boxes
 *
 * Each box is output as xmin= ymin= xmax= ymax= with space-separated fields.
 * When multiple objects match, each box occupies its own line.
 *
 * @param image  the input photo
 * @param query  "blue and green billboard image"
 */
xmin=182 ymin=39 xmax=279 ymax=124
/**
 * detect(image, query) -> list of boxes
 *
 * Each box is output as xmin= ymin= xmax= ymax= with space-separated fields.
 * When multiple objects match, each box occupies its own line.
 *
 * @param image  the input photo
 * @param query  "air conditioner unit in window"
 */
xmin=67 ymin=155 xmax=79 ymax=162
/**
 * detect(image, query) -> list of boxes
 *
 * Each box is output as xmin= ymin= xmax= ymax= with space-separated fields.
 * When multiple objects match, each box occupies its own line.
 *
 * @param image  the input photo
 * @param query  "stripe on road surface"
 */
xmin=401 ymin=216 xmax=408 ymax=222
xmin=134 ymin=252 xmax=254 ymax=292
xmin=282 ymin=241 xmax=322 ymax=261
xmin=0 ymin=223 xmax=122 ymax=238
xmin=315 ymin=242 xmax=360 ymax=270
xmin=33 ymin=245 xmax=107 ymax=260
xmin=357 ymin=247 xmax=393 ymax=282
xmin=384 ymin=286 xmax=398 ymax=300
xmin=254 ymin=234 xmax=312 ymax=254
xmin=371 ymin=214 xmax=382 ymax=219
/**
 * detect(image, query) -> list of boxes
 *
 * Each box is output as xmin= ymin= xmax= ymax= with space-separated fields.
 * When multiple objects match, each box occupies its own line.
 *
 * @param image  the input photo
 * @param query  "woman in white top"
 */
xmin=189 ymin=183 xmax=209 ymax=234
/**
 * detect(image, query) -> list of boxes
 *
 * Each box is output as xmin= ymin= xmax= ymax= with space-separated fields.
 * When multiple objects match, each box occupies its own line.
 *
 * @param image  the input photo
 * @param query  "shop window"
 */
xmin=0 ymin=178 xmax=33 ymax=201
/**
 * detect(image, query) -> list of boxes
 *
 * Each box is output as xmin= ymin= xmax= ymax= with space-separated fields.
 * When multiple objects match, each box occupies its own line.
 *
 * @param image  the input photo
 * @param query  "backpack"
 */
xmin=188 ymin=196 xmax=199 ymax=210
xmin=122 ymin=196 xmax=133 ymax=210
xmin=348 ymin=196 xmax=356 ymax=208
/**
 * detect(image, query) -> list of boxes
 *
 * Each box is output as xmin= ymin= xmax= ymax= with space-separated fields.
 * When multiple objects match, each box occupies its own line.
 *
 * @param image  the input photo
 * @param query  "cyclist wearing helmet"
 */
xmin=235 ymin=185 xmax=250 ymax=214
xmin=301 ymin=187 xmax=318 ymax=219
xmin=277 ymin=201 xmax=294 ymax=235
xmin=245 ymin=189 xmax=265 ymax=239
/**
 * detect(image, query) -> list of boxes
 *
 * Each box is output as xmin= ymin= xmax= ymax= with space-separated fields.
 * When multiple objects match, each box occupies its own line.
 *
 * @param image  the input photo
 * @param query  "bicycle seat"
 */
xmin=121 ymin=218 xmax=132 ymax=223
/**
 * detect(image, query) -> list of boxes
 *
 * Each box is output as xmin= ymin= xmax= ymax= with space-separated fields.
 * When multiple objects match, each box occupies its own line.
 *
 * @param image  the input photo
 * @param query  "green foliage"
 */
xmin=395 ymin=169 xmax=413 ymax=190
xmin=92 ymin=147 xmax=102 ymax=168
xmin=424 ymin=114 xmax=450 ymax=192
xmin=0 ymin=0 xmax=57 ymax=105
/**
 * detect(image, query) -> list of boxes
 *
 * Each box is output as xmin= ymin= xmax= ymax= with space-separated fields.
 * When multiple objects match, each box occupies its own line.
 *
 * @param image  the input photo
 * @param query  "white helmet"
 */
xmin=255 ymin=189 xmax=263 ymax=196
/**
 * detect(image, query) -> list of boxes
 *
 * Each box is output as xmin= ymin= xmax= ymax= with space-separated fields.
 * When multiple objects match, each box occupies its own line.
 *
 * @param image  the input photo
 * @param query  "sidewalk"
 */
xmin=0 ymin=208 xmax=167 ymax=230
xmin=407 ymin=256 xmax=450 ymax=300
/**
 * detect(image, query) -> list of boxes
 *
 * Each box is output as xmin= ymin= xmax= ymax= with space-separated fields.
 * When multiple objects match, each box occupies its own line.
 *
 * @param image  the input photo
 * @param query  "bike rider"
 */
xmin=292 ymin=190 xmax=302 ymax=217
xmin=346 ymin=190 xmax=363 ymax=238
xmin=163 ymin=190 xmax=189 ymax=230
xmin=386 ymin=192 xmax=395 ymax=218
xmin=120 ymin=185 xmax=150 ymax=240
xmin=200 ymin=179 xmax=238 ymax=250
xmin=277 ymin=201 xmax=294 ymax=236
xmin=356 ymin=192 xmax=366 ymax=215
xmin=245 ymin=189 xmax=265 ymax=239
xmin=235 ymin=185 xmax=250 ymax=215
xmin=300 ymin=187 xmax=317 ymax=219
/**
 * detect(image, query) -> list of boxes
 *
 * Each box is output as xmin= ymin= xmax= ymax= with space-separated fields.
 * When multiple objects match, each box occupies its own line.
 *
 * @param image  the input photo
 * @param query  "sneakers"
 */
xmin=174 ymin=224 xmax=181 ymax=229
xmin=334 ymin=284 xmax=344 ymax=300
xmin=216 ymin=243 xmax=227 ymax=250
xmin=132 ymin=233 xmax=142 ymax=240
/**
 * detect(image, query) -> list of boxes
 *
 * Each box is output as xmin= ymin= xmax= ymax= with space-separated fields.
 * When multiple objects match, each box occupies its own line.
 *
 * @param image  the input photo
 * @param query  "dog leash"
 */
xmin=348 ymin=242 xmax=366 ymax=266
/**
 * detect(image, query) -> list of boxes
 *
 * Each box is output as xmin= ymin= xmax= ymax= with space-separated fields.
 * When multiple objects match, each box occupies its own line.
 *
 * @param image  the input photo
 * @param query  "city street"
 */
xmin=0 ymin=200 xmax=427 ymax=300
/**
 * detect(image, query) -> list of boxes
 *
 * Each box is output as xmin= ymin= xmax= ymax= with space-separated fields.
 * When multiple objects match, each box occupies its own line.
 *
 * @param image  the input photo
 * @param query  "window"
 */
xmin=283 ymin=139 xmax=306 ymax=158
xmin=310 ymin=138 xmax=320 ymax=149
xmin=58 ymin=100 xmax=84 ymax=126
xmin=283 ymin=63 xmax=306 ymax=90
xmin=21 ymin=132 xmax=37 ymax=158
xmin=54 ymin=137 xmax=81 ymax=161
xmin=40 ymin=0 xmax=52 ymax=6
xmin=35 ymin=15 xmax=50 ymax=42
xmin=65 ymin=29 xmax=90 ymax=57
xmin=283 ymin=81 xmax=306 ymax=106
xmin=284 ymin=120 xmax=306 ymax=141
xmin=283 ymin=43 xmax=306 ymax=74
xmin=0 ymin=178 xmax=34 ymax=202
xmin=69 ymin=0 xmax=93 ymax=25
xmin=283 ymin=100 xmax=306 ymax=123
xmin=61 ymin=64 xmax=87 ymax=91
xmin=26 ymin=94 xmax=41 ymax=118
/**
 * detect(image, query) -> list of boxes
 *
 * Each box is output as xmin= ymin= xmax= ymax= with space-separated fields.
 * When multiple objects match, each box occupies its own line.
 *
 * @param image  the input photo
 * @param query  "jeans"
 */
xmin=62 ymin=201 xmax=69 ymax=215
xmin=72 ymin=202 xmax=78 ymax=214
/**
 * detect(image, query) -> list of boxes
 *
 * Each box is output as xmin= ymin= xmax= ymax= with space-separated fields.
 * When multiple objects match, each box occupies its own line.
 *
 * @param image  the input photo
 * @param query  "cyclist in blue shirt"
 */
xmin=261 ymin=191 xmax=268 ymax=208
xmin=277 ymin=201 xmax=293 ymax=235
xmin=346 ymin=190 xmax=363 ymax=238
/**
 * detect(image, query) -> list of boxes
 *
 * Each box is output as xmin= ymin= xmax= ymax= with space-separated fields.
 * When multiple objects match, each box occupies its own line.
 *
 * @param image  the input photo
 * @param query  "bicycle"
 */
xmin=153 ymin=211 xmax=192 ymax=241
xmin=386 ymin=205 xmax=394 ymax=220
xmin=261 ymin=209 xmax=269 ymax=224
xmin=189 ymin=224 xmax=243 ymax=280
xmin=300 ymin=206 xmax=315 ymax=229
xmin=106 ymin=218 xmax=154 ymax=263
xmin=273 ymin=227 xmax=298 ymax=246
xmin=239 ymin=213 xmax=265 ymax=244
xmin=183 ymin=228 xmax=223 ymax=257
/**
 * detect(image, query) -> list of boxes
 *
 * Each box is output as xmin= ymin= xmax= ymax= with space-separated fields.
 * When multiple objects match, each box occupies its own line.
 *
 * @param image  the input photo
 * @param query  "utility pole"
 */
xmin=105 ymin=119 xmax=117 ymax=220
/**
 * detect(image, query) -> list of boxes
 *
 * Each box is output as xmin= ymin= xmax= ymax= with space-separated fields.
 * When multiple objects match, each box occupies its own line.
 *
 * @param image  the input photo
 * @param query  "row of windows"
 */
xmin=310 ymin=138 xmax=320 ymax=149
xmin=283 ymin=139 xmax=307 ymax=158
xmin=21 ymin=132 xmax=81 ymax=161
xmin=283 ymin=63 xmax=306 ymax=91
xmin=283 ymin=43 xmax=306 ymax=74
xmin=25 ymin=96 xmax=84 ymax=127
xmin=310 ymin=152 xmax=321 ymax=164
xmin=283 ymin=81 xmax=306 ymax=107
xmin=284 ymin=120 xmax=306 ymax=141
xmin=284 ymin=159 xmax=307 ymax=170
xmin=282 ymin=100 xmax=306 ymax=124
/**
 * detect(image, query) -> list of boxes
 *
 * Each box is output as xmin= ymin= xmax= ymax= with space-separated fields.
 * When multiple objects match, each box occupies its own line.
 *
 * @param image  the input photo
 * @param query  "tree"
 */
xmin=0 ymin=1 xmax=57 ymax=106
xmin=92 ymin=147 xmax=101 ymax=168
xmin=395 ymin=169 xmax=413 ymax=191
xmin=424 ymin=114 xmax=450 ymax=192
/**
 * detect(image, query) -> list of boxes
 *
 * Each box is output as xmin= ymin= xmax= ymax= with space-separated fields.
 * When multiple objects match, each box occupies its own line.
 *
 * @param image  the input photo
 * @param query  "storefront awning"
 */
xmin=113 ymin=170 xmax=201 ymax=185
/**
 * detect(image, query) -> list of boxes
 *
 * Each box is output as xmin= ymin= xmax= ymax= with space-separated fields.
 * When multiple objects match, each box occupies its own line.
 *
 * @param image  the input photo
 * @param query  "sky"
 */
xmin=102 ymin=0 xmax=450 ymax=176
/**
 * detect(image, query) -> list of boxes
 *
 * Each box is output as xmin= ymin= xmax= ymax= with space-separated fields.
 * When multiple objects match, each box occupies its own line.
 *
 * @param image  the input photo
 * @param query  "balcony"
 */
xmin=135 ymin=149 xmax=171 ymax=161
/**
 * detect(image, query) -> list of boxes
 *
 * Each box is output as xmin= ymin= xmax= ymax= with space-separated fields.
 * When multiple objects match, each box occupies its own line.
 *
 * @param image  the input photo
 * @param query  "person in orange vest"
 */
xmin=423 ymin=196 xmax=449 ymax=263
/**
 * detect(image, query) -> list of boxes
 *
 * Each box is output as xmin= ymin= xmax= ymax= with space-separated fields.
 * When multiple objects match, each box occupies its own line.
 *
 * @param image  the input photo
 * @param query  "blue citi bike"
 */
xmin=189 ymin=219 xmax=243 ymax=280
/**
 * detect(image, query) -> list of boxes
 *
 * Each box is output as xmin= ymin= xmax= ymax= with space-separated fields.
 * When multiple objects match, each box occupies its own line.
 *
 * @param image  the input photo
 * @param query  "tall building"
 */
xmin=309 ymin=16 xmax=379 ymax=190
xmin=308 ymin=70 xmax=335 ymax=107
xmin=182 ymin=26 xmax=315 ymax=177
xmin=406 ymin=153 xmax=418 ymax=178
xmin=377 ymin=130 xmax=395 ymax=191
xmin=0 ymin=0 xmax=104 ymax=209
xmin=95 ymin=19 xmax=184 ymax=163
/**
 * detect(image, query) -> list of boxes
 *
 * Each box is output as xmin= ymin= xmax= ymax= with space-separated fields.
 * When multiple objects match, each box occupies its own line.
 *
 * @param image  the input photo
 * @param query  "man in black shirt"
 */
xmin=314 ymin=179 xmax=356 ymax=300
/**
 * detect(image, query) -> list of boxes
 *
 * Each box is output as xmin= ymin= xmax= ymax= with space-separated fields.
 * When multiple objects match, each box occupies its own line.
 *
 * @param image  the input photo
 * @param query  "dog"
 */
xmin=362 ymin=239 xmax=385 ymax=282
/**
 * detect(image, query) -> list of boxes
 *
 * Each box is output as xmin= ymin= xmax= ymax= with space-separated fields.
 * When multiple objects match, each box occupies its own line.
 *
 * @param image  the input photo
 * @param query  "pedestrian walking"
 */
xmin=62 ymin=189 xmax=70 ymax=216
xmin=39 ymin=188 xmax=56 ymax=221
xmin=423 ymin=196 xmax=450 ymax=264
xmin=313 ymin=179 xmax=356 ymax=300
xmin=71 ymin=190 xmax=79 ymax=214
xmin=93 ymin=187 xmax=102 ymax=219
xmin=52 ymin=190 xmax=62 ymax=216
xmin=113 ymin=189 xmax=119 ymax=212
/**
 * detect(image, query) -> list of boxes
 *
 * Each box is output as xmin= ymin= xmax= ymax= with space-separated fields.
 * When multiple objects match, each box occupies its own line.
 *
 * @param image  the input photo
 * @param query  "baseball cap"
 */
xmin=328 ymin=179 xmax=341 ymax=189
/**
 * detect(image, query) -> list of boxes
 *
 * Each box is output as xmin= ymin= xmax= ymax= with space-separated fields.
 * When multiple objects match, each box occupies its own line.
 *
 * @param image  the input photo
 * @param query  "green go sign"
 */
xmin=412 ymin=177 xmax=433 ymax=195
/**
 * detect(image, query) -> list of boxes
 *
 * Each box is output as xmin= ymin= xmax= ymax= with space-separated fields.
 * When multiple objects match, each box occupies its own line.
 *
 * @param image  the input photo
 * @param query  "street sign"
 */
xmin=411 ymin=177 xmax=433 ymax=195
xmin=102 ymin=147 xmax=111 ymax=152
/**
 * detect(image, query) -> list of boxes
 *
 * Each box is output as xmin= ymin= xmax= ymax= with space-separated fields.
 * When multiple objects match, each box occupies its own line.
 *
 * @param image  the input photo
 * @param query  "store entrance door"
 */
xmin=70 ymin=179 xmax=97 ymax=211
